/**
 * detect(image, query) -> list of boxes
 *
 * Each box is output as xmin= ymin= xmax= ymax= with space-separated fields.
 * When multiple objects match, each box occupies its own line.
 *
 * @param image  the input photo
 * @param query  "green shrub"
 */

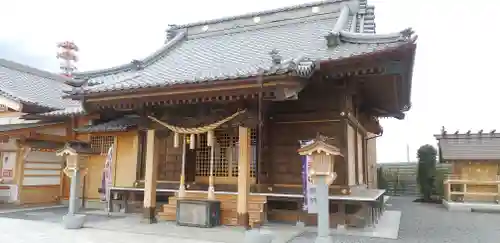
xmin=417 ymin=144 xmax=437 ymax=201
xmin=377 ymin=167 xmax=387 ymax=189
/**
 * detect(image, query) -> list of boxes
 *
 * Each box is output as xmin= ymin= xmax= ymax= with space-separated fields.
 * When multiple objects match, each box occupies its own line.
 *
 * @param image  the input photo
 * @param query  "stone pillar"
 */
xmin=143 ymin=129 xmax=158 ymax=224
xmin=315 ymin=175 xmax=332 ymax=243
xmin=62 ymin=155 xmax=86 ymax=229
xmin=67 ymin=155 xmax=79 ymax=215
xmin=237 ymin=126 xmax=250 ymax=228
xmin=75 ymin=170 xmax=83 ymax=212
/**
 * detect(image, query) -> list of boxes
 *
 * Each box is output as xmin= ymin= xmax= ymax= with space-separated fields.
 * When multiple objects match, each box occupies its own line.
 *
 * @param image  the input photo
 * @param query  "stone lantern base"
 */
xmin=63 ymin=214 xmax=86 ymax=229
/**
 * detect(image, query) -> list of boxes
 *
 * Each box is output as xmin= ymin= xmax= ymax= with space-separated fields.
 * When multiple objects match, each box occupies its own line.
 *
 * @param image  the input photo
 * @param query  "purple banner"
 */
xmin=299 ymin=139 xmax=317 ymax=213
xmin=301 ymin=151 xmax=308 ymax=211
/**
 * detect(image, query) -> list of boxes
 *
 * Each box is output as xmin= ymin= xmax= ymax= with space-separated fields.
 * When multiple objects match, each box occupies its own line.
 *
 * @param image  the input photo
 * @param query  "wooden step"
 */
xmin=158 ymin=191 xmax=267 ymax=225
xmin=158 ymin=211 xmax=176 ymax=221
xmin=162 ymin=204 xmax=176 ymax=214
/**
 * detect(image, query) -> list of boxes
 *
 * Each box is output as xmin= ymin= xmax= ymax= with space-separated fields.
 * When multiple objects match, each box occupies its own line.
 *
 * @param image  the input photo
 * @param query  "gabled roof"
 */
xmin=297 ymin=133 xmax=343 ymax=156
xmin=68 ymin=0 xmax=416 ymax=97
xmin=0 ymin=58 xmax=80 ymax=111
xmin=435 ymin=130 xmax=500 ymax=161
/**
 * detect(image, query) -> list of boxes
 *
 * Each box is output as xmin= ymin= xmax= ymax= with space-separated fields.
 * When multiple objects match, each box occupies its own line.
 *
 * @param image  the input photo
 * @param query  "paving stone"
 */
xmin=3 ymin=196 xmax=497 ymax=243
xmin=0 ymin=217 xmax=217 ymax=243
xmin=289 ymin=196 xmax=500 ymax=243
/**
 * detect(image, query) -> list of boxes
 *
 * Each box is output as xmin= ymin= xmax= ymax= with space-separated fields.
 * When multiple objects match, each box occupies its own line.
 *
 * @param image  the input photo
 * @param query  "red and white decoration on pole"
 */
xmin=56 ymin=41 xmax=79 ymax=77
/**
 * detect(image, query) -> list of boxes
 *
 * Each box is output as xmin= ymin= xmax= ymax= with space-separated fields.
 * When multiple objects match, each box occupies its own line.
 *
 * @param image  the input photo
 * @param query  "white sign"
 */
xmin=305 ymin=154 xmax=318 ymax=213
xmin=1 ymin=152 xmax=16 ymax=182
xmin=101 ymin=145 xmax=114 ymax=212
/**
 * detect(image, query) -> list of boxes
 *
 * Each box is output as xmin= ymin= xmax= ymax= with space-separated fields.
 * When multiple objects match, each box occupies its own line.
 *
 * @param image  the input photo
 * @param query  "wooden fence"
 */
xmin=378 ymin=162 xmax=452 ymax=196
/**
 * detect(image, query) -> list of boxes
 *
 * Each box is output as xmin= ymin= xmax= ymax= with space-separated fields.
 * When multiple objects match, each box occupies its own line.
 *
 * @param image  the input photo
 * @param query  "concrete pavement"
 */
xmin=0 ymin=217 xmax=221 ymax=243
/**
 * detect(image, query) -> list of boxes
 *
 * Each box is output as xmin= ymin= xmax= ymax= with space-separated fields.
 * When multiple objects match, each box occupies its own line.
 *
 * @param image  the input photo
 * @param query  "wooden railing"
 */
xmin=445 ymin=174 xmax=500 ymax=183
xmin=444 ymin=174 xmax=500 ymax=203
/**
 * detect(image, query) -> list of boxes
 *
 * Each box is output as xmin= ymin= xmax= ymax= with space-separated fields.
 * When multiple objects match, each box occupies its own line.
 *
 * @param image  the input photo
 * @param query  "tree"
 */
xmin=417 ymin=144 xmax=437 ymax=201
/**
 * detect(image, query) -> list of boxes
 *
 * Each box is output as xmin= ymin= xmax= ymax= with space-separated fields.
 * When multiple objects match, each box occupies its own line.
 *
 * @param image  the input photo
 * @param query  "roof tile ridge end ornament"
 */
xmin=338 ymin=27 xmax=417 ymax=44
xmin=292 ymin=57 xmax=318 ymax=78
xmin=325 ymin=4 xmax=352 ymax=47
xmin=167 ymin=0 xmax=348 ymax=31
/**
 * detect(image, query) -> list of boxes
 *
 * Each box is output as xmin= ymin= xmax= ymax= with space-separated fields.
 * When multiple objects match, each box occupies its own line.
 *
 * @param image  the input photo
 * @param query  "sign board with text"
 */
xmin=300 ymin=139 xmax=317 ymax=214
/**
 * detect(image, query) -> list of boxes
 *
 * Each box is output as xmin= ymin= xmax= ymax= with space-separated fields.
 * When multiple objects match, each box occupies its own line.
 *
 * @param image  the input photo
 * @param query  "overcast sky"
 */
xmin=1 ymin=0 xmax=498 ymax=163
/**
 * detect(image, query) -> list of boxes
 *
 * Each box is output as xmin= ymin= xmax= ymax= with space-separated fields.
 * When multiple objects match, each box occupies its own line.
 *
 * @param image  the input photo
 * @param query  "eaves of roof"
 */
xmin=21 ymin=105 xmax=86 ymax=120
xmin=74 ymin=116 xmax=141 ymax=133
xmin=0 ymin=122 xmax=63 ymax=133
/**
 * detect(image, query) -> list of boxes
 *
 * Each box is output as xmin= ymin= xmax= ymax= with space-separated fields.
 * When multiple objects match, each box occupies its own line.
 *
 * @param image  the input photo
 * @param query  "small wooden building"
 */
xmin=62 ymin=0 xmax=416 ymax=228
xmin=0 ymin=58 xmax=86 ymax=204
xmin=436 ymin=129 xmax=500 ymax=204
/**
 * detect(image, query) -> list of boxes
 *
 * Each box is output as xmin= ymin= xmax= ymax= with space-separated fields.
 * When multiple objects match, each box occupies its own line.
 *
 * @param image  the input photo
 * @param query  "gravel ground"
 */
xmin=290 ymin=196 xmax=500 ymax=243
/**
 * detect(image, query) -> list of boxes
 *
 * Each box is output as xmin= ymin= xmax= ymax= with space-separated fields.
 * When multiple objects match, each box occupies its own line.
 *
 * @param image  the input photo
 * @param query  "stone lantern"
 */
xmin=297 ymin=134 xmax=343 ymax=243
xmin=56 ymin=141 xmax=95 ymax=229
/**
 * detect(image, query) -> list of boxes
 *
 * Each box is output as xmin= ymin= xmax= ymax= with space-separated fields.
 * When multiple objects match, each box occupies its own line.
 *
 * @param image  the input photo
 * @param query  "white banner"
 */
xmin=101 ymin=145 xmax=114 ymax=211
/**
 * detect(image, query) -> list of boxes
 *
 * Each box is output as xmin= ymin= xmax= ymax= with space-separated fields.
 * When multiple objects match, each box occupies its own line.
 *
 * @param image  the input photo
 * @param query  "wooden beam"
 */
xmin=84 ymin=75 xmax=299 ymax=101
xmin=342 ymin=112 xmax=368 ymax=136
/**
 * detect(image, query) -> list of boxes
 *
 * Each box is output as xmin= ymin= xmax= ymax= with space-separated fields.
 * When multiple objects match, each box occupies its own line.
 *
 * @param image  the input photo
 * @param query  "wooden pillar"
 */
xmin=143 ymin=129 xmax=158 ymax=224
xmin=207 ymin=131 xmax=215 ymax=200
xmin=178 ymin=134 xmax=187 ymax=198
xmin=445 ymin=182 xmax=451 ymax=201
xmin=237 ymin=126 xmax=250 ymax=228
xmin=14 ymin=142 xmax=27 ymax=204
xmin=354 ymin=127 xmax=359 ymax=185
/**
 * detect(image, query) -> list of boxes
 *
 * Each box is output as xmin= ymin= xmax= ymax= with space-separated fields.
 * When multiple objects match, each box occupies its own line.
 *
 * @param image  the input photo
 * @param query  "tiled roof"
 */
xmin=0 ymin=122 xmax=63 ymax=132
xmin=25 ymin=140 xmax=65 ymax=150
xmin=34 ymin=105 xmax=85 ymax=117
xmin=69 ymin=0 xmax=416 ymax=96
xmin=74 ymin=116 xmax=141 ymax=133
xmin=435 ymin=131 xmax=500 ymax=160
xmin=0 ymin=58 xmax=80 ymax=110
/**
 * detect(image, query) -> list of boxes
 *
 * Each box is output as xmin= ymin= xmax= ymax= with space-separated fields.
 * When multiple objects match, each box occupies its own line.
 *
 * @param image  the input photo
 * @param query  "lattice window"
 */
xmin=90 ymin=135 xmax=114 ymax=154
xmin=250 ymin=129 xmax=257 ymax=178
xmin=195 ymin=129 xmax=257 ymax=178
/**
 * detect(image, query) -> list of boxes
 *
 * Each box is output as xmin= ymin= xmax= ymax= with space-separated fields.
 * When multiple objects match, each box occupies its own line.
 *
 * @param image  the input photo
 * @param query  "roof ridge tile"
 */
xmin=169 ymin=0 xmax=349 ymax=30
